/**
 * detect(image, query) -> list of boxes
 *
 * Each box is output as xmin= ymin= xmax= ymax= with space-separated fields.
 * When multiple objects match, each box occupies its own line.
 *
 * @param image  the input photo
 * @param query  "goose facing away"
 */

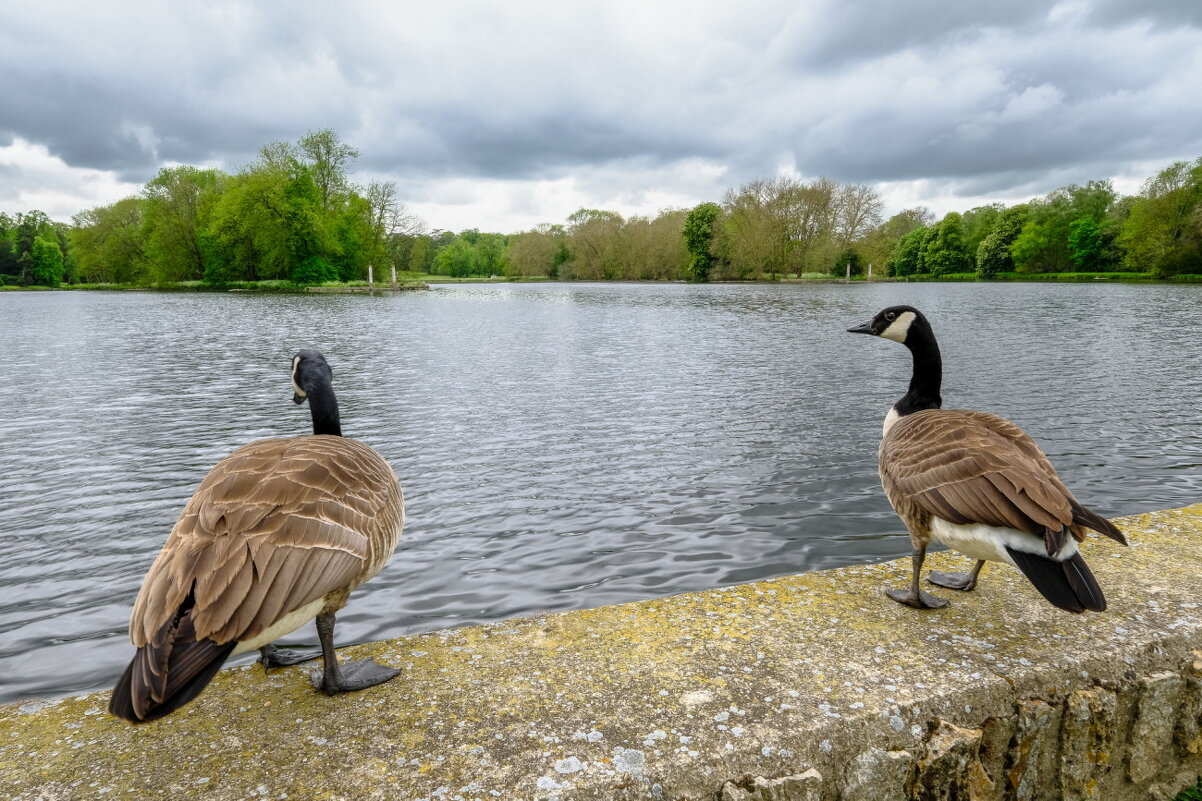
xmin=109 ymin=350 xmax=405 ymax=722
xmin=847 ymin=306 xmax=1126 ymax=613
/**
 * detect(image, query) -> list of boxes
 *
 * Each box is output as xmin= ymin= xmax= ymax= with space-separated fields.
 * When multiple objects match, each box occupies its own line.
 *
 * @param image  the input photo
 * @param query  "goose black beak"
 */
xmin=293 ymin=392 xmax=307 ymax=404
xmin=847 ymin=320 xmax=875 ymax=335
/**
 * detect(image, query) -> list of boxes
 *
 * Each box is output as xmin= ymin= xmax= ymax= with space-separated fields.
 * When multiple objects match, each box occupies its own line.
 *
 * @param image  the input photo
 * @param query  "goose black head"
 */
xmin=847 ymin=305 xmax=929 ymax=345
xmin=291 ymin=349 xmax=333 ymax=405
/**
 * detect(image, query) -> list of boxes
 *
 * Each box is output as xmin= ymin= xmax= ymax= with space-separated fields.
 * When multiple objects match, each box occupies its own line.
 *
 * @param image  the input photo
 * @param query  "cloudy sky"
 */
xmin=2 ymin=1 xmax=1201 ymax=233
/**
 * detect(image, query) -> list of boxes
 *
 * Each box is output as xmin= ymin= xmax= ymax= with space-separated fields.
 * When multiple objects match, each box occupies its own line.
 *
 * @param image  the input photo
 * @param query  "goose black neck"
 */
xmin=896 ymin=323 xmax=943 ymax=416
xmin=307 ymin=383 xmax=342 ymax=436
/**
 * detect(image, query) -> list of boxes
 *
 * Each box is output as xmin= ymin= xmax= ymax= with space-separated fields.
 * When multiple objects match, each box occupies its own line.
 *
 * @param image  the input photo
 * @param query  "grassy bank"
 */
xmin=1177 ymin=779 xmax=1202 ymax=801
xmin=903 ymin=271 xmax=1202 ymax=283
xmin=1 ymin=279 xmax=429 ymax=293
xmin=3 ymin=272 xmax=1200 ymax=291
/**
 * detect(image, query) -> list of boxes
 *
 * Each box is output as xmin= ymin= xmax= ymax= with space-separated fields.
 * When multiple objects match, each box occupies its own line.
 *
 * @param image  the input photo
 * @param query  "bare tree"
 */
xmin=834 ymin=183 xmax=885 ymax=246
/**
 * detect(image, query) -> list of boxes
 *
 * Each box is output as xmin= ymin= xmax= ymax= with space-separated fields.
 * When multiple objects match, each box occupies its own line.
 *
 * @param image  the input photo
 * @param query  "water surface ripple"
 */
xmin=0 ymin=282 xmax=1199 ymax=702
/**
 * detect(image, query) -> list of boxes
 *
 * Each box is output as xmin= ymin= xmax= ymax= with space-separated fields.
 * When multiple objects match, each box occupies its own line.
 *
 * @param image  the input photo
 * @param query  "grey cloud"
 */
xmin=1 ymin=0 xmax=1201 ymax=227
xmin=1088 ymin=0 xmax=1202 ymax=28
xmin=768 ymin=0 xmax=1052 ymax=69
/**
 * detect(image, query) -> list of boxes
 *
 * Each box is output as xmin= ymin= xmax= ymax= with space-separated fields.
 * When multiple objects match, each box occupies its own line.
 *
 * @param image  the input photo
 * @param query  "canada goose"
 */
xmin=847 ymin=306 xmax=1126 ymax=613
xmin=109 ymin=350 xmax=405 ymax=722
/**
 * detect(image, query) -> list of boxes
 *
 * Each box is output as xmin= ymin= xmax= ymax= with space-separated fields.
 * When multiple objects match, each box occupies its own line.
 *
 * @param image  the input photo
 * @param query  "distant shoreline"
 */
xmin=2 ymin=271 xmax=1201 ymax=292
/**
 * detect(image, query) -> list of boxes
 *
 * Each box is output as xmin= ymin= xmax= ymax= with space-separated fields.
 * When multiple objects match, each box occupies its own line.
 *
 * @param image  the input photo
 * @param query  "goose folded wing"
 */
xmin=881 ymin=412 xmax=1075 ymax=542
xmin=130 ymin=445 xmax=375 ymax=648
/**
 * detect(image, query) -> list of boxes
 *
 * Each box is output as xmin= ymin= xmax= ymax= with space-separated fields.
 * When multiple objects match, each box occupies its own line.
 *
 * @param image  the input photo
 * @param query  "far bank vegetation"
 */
xmin=2 ymin=131 xmax=1200 ymax=288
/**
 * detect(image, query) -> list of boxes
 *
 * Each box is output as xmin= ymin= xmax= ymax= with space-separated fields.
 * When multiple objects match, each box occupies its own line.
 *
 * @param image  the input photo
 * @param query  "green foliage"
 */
xmin=30 ymin=235 xmax=64 ymax=286
xmin=141 ymin=166 xmax=222 ymax=282
xmin=830 ymin=246 xmax=862 ymax=276
xmin=960 ymin=204 xmax=1003 ymax=257
xmin=1174 ymin=778 xmax=1202 ymax=801
xmin=859 ymin=207 xmax=931 ymax=274
xmin=1010 ymin=181 xmax=1116 ymax=273
xmin=924 ymin=212 xmax=972 ymax=276
xmin=976 ymin=204 xmax=1029 ymax=278
xmin=2 ymin=210 xmax=57 ymax=285
xmin=290 ymin=255 xmax=337 ymax=284
xmin=889 ymin=226 xmax=928 ymax=276
xmin=1067 ymin=218 xmax=1105 ymax=269
xmin=0 ymin=212 xmax=21 ymax=279
xmin=298 ymin=128 xmax=359 ymax=211
xmin=1117 ymin=158 xmax=1202 ymax=277
xmin=434 ymin=237 xmax=476 ymax=277
xmin=44 ymin=143 xmax=1202 ymax=289
xmin=682 ymin=202 xmax=722 ymax=281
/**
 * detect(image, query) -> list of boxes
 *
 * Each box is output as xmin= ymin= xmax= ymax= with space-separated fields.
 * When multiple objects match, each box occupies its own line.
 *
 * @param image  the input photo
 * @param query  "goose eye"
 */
xmin=884 ymin=311 xmax=896 ymax=321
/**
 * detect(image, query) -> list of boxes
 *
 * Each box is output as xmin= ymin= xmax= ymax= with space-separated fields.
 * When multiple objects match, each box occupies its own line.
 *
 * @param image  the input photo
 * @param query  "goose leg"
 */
xmin=886 ymin=545 xmax=949 ymax=609
xmin=259 ymin=643 xmax=321 ymax=670
xmin=310 ymin=612 xmax=400 ymax=695
xmin=927 ymin=560 xmax=986 ymax=592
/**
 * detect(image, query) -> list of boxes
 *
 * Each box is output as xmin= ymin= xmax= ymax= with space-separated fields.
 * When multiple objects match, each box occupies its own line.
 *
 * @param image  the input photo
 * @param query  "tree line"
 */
xmin=2 ymin=130 xmax=419 ymax=287
xmin=3 ymin=133 xmax=1199 ymax=287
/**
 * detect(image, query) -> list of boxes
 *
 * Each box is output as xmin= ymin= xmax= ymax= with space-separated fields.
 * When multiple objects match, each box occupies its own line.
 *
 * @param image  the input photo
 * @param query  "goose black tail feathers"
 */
xmin=109 ymin=593 xmax=236 ymax=723
xmin=1006 ymin=547 xmax=1106 ymax=614
xmin=1072 ymin=503 xmax=1127 ymax=546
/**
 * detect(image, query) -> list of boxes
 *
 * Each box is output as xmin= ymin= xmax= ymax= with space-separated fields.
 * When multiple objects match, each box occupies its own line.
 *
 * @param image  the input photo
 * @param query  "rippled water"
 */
xmin=0 ymin=282 xmax=1199 ymax=703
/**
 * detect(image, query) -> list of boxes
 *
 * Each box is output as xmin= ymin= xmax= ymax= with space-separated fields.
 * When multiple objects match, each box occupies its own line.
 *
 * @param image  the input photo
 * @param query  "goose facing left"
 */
xmin=847 ymin=306 xmax=1126 ymax=614
xmin=109 ymin=350 xmax=405 ymax=723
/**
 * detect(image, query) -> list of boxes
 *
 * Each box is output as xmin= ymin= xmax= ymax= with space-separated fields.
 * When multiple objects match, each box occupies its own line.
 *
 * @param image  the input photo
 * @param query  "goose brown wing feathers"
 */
xmin=129 ymin=435 xmax=403 ymax=648
xmin=880 ymin=409 xmax=1080 ymax=548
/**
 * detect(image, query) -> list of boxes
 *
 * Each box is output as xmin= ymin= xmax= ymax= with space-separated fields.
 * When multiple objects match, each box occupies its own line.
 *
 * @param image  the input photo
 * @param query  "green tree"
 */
xmin=624 ymin=210 xmax=688 ymax=280
xmin=0 ymin=213 xmax=18 ymax=282
xmin=433 ymin=237 xmax=475 ymax=277
xmin=71 ymin=198 xmax=148 ymax=283
xmin=281 ymin=167 xmax=336 ymax=284
xmin=830 ymin=245 xmax=862 ymax=277
xmin=30 ymin=235 xmax=64 ymax=286
xmin=889 ymin=226 xmax=928 ymax=276
xmin=682 ymin=202 xmax=722 ymax=281
xmin=860 ymin=207 xmax=931 ymax=277
xmin=298 ymin=129 xmax=359 ymax=211
xmin=975 ymin=204 xmax=1029 ymax=278
xmin=11 ymin=211 xmax=55 ymax=284
xmin=564 ymin=208 xmax=625 ymax=280
xmin=924 ymin=212 xmax=972 ymax=276
xmin=961 ymin=204 xmax=1003 ymax=257
xmin=408 ymin=234 xmax=434 ymax=274
xmin=142 ymin=166 xmax=223 ymax=282
xmin=507 ymin=224 xmax=567 ymax=277
xmin=1117 ymin=158 xmax=1202 ymax=276
xmin=1010 ymin=181 xmax=1115 ymax=273
xmin=1067 ymin=218 xmax=1105 ymax=270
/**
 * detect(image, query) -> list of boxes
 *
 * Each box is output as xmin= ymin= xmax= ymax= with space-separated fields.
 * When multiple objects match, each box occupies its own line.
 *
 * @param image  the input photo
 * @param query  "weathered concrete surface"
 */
xmin=3 ymin=504 xmax=1201 ymax=801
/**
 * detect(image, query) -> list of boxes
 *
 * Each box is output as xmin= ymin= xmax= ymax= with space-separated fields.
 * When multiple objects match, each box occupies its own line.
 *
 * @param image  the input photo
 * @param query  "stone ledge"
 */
xmin=3 ymin=505 xmax=1201 ymax=801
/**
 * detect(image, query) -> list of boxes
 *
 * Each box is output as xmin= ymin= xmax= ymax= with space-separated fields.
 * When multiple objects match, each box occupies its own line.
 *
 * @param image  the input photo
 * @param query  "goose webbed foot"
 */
xmin=926 ymin=559 xmax=985 ymax=592
xmin=311 ymin=611 xmax=400 ymax=695
xmin=311 ymin=659 xmax=400 ymax=695
xmin=885 ymin=587 xmax=949 ymax=609
xmin=927 ymin=571 xmax=977 ymax=591
xmin=259 ymin=643 xmax=321 ymax=670
xmin=888 ymin=545 xmax=949 ymax=609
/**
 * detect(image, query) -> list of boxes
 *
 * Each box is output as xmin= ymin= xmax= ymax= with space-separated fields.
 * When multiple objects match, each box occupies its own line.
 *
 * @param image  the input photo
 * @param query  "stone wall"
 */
xmin=3 ymin=504 xmax=1201 ymax=801
xmin=719 ymin=663 xmax=1202 ymax=801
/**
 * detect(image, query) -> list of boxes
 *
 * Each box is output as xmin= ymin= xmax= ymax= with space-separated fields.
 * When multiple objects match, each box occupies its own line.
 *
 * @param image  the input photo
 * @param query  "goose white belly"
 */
xmin=928 ymin=517 xmax=1078 ymax=566
xmin=230 ymin=597 xmax=327 ymax=656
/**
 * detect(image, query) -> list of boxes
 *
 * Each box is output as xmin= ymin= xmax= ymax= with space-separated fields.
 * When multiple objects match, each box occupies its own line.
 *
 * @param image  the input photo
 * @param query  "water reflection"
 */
xmin=0 ymin=282 xmax=1198 ymax=703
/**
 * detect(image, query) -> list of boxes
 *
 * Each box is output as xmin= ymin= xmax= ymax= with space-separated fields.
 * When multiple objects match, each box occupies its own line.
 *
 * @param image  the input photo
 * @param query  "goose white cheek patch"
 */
xmin=880 ymin=311 xmax=916 ymax=343
xmin=291 ymin=357 xmax=306 ymax=398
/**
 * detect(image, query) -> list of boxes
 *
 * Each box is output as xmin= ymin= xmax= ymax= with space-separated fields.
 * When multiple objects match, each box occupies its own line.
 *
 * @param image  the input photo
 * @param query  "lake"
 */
xmin=0 ymin=282 xmax=1199 ymax=704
